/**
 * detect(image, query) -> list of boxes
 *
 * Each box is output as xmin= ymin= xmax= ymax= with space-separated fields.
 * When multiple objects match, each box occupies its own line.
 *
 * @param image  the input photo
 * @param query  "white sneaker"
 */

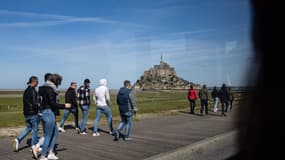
xmin=38 ymin=147 xmax=42 ymax=152
xmin=92 ymin=132 xmax=100 ymax=137
xmin=58 ymin=127 xmax=65 ymax=132
xmin=124 ymin=137 xmax=133 ymax=141
xmin=48 ymin=153 xmax=59 ymax=160
xmin=80 ymin=132 xmax=87 ymax=135
xmin=13 ymin=139 xmax=19 ymax=152
xmin=39 ymin=156 xmax=48 ymax=160
xmin=32 ymin=146 xmax=39 ymax=159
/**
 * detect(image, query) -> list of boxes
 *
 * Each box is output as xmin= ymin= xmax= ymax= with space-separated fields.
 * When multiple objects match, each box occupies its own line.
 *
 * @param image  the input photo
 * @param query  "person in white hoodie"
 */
xmin=92 ymin=79 xmax=113 ymax=136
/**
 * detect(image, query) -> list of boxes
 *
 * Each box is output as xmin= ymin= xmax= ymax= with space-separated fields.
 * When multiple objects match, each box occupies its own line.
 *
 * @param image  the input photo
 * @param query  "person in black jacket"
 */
xmin=219 ymin=83 xmax=230 ymax=116
xmin=38 ymin=74 xmax=71 ymax=160
xmin=59 ymin=82 xmax=79 ymax=132
xmin=13 ymin=76 xmax=40 ymax=157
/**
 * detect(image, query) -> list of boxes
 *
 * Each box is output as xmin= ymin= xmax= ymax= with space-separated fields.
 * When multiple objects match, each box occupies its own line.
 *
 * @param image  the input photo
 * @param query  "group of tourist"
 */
xmin=187 ymin=84 xmax=235 ymax=116
xmin=13 ymin=73 xmax=137 ymax=160
xmin=13 ymin=73 xmax=234 ymax=160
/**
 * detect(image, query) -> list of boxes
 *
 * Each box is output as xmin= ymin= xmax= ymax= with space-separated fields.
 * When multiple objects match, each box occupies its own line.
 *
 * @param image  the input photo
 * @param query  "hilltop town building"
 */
xmin=148 ymin=55 xmax=176 ymax=77
xmin=135 ymin=55 xmax=200 ymax=90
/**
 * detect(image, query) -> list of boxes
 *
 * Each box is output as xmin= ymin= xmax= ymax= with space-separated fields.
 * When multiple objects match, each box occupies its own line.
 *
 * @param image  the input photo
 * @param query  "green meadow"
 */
xmin=0 ymin=90 xmax=246 ymax=128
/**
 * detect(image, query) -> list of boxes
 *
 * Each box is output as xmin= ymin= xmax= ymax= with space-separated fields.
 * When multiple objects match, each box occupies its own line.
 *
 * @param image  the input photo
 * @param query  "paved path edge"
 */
xmin=143 ymin=130 xmax=239 ymax=160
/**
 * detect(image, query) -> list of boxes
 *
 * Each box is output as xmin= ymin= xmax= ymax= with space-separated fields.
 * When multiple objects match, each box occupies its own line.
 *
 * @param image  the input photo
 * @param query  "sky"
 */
xmin=0 ymin=0 xmax=254 ymax=89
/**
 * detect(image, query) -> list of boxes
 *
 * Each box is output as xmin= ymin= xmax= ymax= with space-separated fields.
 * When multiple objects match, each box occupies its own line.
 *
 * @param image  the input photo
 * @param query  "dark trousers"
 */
xmin=59 ymin=108 xmax=79 ymax=128
xmin=189 ymin=100 xmax=196 ymax=114
xmin=221 ymin=101 xmax=229 ymax=114
xmin=200 ymin=100 xmax=208 ymax=114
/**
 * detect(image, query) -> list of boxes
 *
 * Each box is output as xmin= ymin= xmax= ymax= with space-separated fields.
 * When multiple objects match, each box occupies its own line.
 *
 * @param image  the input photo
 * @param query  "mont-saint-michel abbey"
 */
xmin=134 ymin=55 xmax=200 ymax=90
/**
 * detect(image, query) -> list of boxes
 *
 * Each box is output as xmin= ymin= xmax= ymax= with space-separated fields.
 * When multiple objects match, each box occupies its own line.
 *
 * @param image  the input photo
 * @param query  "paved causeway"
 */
xmin=0 ymin=110 xmax=237 ymax=160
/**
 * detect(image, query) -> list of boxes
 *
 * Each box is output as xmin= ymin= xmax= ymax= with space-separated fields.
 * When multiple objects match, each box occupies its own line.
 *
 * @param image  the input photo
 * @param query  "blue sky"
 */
xmin=0 ymin=0 xmax=254 ymax=89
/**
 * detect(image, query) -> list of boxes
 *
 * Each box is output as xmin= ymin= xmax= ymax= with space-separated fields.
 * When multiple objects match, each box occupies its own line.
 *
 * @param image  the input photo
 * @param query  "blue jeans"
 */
xmin=213 ymin=97 xmax=219 ymax=111
xmin=93 ymin=107 xmax=113 ymax=132
xmin=41 ymin=109 xmax=59 ymax=157
xmin=116 ymin=112 xmax=132 ymax=138
xmin=80 ymin=105 xmax=90 ymax=132
xmin=16 ymin=115 xmax=39 ymax=146
xmin=59 ymin=108 xmax=79 ymax=128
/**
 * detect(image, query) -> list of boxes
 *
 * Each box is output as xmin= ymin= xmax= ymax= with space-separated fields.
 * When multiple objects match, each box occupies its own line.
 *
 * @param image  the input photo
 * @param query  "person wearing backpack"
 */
xmin=114 ymin=80 xmax=137 ymax=141
xmin=188 ymin=85 xmax=198 ymax=114
xmin=199 ymin=85 xmax=209 ymax=116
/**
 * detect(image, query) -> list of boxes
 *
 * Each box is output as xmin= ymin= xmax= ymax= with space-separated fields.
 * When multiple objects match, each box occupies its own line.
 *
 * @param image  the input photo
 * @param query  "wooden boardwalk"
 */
xmin=0 ymin=110 xmax=237 ymax=160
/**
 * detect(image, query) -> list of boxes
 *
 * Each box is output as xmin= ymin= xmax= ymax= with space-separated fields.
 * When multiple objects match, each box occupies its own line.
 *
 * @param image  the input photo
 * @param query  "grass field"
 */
xmin=0 ymin=90 xmax=246 ymax=128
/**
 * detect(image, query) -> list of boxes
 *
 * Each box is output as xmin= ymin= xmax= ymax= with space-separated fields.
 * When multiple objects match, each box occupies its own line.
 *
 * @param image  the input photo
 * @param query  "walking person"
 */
xmin=114 ymin=80 xmax=138 ymax=141
xmin=228 ymin=87 xmax=235 ymax=111
xmin=188 ymin=85 xmax=198 ymax=114
xmin=92 ymin=79 xmax=113 ymax=136
xmin=38 ymin=74 xmax=71 ymax=160
xmin=59 ymin=82 xmax=80 ymax=133
xmin=34 ymin=73 xmax=53 ymax=154
xmin=219 ymin=83 xmax=230 ymax=116
xmin=199 ymin=85 xmax=209 ymax=116
xmin=13 ymin=76 xmax=40 ymax=158
xmin=211 ymin=86 xmax=219 ymax=112
xmin=78 ymin=79 xmax=91 ymax=135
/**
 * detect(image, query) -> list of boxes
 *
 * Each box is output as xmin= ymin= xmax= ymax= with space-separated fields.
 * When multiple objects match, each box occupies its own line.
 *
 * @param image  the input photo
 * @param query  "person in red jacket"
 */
xmin=188 ymin=85 xmax=198 ymax=114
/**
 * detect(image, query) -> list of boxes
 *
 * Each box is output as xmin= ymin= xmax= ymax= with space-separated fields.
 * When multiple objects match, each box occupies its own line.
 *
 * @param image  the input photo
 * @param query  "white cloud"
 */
xmin=0 ymin=21 xmax=67 ymax=27
xmin=0 ymin=27 xmax=253 ymax=88
xmin=169 ymin=29 xmax=215 ymax=36
xmin=0 ymin=9 xmax=141 ymax=28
